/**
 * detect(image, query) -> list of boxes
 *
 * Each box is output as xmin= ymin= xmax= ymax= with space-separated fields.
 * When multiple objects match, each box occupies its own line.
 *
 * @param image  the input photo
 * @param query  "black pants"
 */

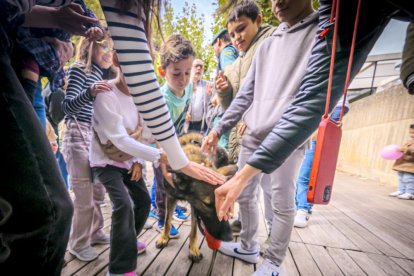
xmin=93 ymin=165 xmax=150 ymax=274
xmin=189 ymin=120 xmax=207 ymax=134
xmin=0 ymin=22 xmax=73 ymax=275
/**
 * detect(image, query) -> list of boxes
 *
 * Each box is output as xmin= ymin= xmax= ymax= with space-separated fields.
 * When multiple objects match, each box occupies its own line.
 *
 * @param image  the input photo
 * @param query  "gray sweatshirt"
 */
xmin=215 ymin=12 xmax=319 ymax=150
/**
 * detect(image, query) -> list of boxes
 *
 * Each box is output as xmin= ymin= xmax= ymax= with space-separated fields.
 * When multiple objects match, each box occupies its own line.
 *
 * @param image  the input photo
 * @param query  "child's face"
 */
xmin=227 ymin=15 xmax=261 ymax=53
xmin=409 ymin=128 xmax=414 ymax=140
xmin=92 ymin=39 xmax=114 ymax=69
xmin=271 ymin=0 xmax=312 ymax=26
xmin=164 ymin=57 xmax=194 ymax=95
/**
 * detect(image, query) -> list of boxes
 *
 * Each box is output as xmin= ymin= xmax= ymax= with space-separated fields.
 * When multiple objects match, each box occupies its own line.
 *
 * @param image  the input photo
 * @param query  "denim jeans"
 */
xmin=397 ymin=171 xmax=414 ymax=194
xmin=0 ymin=22 xmax=73 ymax=275
xmin=33 ymin=81 xmax=46 ymax=129
xmin=93 ymin=166 xmax=150 ymax=274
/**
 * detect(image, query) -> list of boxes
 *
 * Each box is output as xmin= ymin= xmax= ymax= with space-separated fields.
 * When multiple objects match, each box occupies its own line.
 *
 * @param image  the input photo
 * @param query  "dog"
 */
xmin=155 ymin=132 xmax=237 ymax=262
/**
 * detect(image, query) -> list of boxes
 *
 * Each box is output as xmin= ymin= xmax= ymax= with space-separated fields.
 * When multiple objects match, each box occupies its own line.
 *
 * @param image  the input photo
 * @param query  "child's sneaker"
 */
xmin=155 ymin=221 xmax=180 ymax=238
xmin=137 ymin=240 xmax=146 ymax=255
xmin=218 ymin=242 xmax=259 ymax=264
xmin=294 ymin=209 xmax=310 ymax=228
xmin=389 ymin=190 xmax=404 ymax=197
xmin=173 ymin=206 xmax=189 ymax=221
xmin=149 ymin=208 xmax=159 ymax=220
xmin=397 ymin=193 xmax=414 ymax=200
xmin=252 ymin=258 xmax=282 ymax=276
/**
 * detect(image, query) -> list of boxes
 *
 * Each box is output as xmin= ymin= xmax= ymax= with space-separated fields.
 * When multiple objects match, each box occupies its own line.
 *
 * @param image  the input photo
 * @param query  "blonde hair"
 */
xmin=75 ymin=31 xmax=112 ymax=73
xmin=159 ymin=34 xmax=196 ymax=69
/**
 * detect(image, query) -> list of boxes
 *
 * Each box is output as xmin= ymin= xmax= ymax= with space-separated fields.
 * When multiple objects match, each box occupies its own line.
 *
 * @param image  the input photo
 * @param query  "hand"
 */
xmin=206 ymin=82 xmax=213 ymax=97
xmin=159 ymin=151 xmax=169 ymax=165
xmin=210 ymin=95 xmax=218 ymax=107
xmin=215 ymin=71 xmax=229 ymax=91
xmin=186 ymin=112 xmax=191 ymax=122
xmin=128 ymin=162 xmax=142 ymax=181
xmin=201 ymin=130 xmax=219 ymax=154
xmin=44 ymin=37 xmax=74 ymax=67
xmin=180 ymin=161 xmax=225 ymax=186
xmin=55 ymin=3 xmax=99 ymax=36
xmin=85 ymin=27 xmax=104 ymax=41
xmin=89 ymin=80 xmax=112 ymax=97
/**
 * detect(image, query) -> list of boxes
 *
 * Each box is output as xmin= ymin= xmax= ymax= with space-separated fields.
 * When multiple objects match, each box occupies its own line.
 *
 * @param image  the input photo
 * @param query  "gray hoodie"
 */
xmin=215 ymin=12 xmax=319 ymax=150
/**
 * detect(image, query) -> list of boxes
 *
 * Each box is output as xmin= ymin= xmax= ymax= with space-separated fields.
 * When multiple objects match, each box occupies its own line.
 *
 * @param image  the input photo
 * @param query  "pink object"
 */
xmin=380 ymin=144 xmax=403 ymax=160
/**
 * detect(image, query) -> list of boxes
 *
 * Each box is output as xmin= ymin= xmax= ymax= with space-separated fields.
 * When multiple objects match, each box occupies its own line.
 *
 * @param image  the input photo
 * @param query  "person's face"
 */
xmin=164 ymin=57 xmax=194 ymax=95
xmin=213 ymin=39 xmax=220 ymax=57
xmin=271 ymin=0 xmax=312 ymax=26
xmin=409 ymin=128 xmax=414 ymax=140
xmin=92 ymin=39 xmax=114 ymax=69
xmin=192 ymin=59 xmax=204 ymax=81
xmin=227 ymin=15 xmax=261 ymax=53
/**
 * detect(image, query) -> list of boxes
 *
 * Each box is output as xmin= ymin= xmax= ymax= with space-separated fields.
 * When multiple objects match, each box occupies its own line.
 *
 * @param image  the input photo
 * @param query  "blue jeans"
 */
xmin=150 ymin=177 xmax=157 ymax=209
xmin=397 ymin=171 xmax=414 ymax=194
xmin=33 ymin=81 xmax=46 ymax=129
xmin=0 ymin=24 xmax=73 ymax=275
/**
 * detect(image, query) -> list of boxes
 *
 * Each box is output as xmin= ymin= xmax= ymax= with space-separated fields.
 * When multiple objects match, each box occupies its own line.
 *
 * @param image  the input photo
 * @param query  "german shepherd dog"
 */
xmin=155 ymin=132 xmax=237 ymax=262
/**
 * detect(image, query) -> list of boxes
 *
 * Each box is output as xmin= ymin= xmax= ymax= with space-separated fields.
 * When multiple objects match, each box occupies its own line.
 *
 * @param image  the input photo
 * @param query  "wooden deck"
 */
xmin=62 ymin=171 xmax=414 ymax=276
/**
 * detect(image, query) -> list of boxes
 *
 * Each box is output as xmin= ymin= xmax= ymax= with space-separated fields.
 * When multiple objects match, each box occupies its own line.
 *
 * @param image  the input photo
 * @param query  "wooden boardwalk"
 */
xmin=62 ymin=171 xmax=414 ymax=276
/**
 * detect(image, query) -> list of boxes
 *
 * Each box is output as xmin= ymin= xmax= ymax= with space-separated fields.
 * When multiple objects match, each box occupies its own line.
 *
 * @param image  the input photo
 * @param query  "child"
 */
xmin=389 ymin=124 xmax=414 ymax=200
xmin=203 ymin=0 xmax=317 ymax=273
xmin=154 ymin=34 xmax=196 ymax=237
xmin=90 ymin=52 xmax=165 ymax=276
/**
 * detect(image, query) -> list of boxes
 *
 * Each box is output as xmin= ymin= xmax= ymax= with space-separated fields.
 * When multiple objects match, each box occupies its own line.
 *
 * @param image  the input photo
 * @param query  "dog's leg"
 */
xmin=188 ymin=207 xmax=203 ymax=262
xmin=156 ymin=194 xmax=177 ymax=249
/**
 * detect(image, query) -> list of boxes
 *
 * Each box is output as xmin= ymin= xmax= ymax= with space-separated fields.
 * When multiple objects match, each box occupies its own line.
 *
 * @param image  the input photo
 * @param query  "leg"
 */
xmin=397 ymin=171 xmax=406 ymax=193
xmin=188 ymin=207 xmax=202 ymax=262
xmin=264 ymin=148 xmax=305 ymax=266
xmin=93 ymin=166 xmax=137 ymax=274
xmin=90 ymin=182 xmax=107 ymax=242
xmin=259 ymin=173 xmax=273 ymax=232
xmin=295 ymin=140 xmax=316 ymax=213
xmin=156 ymin=194 xmax=177 ymax=249
xmin=154 ymin=165 xmax=166 ymax=222
xmin=0 ymin=44 xmax=72 ymax=274
xmin=404 ymin=172 xmax=414 ymax=195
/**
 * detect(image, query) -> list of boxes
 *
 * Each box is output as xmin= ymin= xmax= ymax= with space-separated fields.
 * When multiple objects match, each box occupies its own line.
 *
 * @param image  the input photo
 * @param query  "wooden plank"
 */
xmin=346 ymin=250 xmax=388 ymax=276
xmin=135 ymin=228 xmax=165 ymax=275
xmin=187 ymin=237 xmax=214 ymax=276
xmin=391 ymin=257 xmax=414 ymax=275
xmin=62 ymin=244 xmax=110 ymax=276
xmin=210 ymin=250 xmax=234 ymax=276
xmin=306 ymin=244 xmax=343 ymax=276
xmin=365 ymin=253 xmax=409 ymax=276
xmin=280 ymin=247 xmax=299 ymax=276
xmin=326 ymin=247 xmax=365 ymax=276
xmin=289 ymin=242 xmax=322 ymax=276
xmin=290 ymin=227 xmax=302 ymax=243
xmin=142 ymin=224 xmax=191 ymax=275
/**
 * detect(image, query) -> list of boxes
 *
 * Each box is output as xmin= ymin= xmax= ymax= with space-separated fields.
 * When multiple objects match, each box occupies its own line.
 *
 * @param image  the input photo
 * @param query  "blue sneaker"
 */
xmin=155 ymin=221 xmax=180 ymax=238
xmin=173 ymin=206 xmax=189 ymax=221
xmin=149 ymin=208 xmax=159 ymax=220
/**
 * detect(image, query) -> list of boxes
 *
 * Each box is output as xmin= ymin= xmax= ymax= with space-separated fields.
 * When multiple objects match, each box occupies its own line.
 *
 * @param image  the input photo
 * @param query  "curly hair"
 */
xmin=159 ymin=34 xmax=196 ymax=69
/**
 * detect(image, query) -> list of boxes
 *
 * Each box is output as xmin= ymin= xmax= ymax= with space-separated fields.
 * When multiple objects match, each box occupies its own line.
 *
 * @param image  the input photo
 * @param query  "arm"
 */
xmin=401 ymin=23 xmax=414 ymax=94
xmin=62 ymin=65 xmax=95 ymax=117
xmin=216 ymin=65 xmax=235 ymax=109
xmin=94 ymin=93 xmax=161 ymax=163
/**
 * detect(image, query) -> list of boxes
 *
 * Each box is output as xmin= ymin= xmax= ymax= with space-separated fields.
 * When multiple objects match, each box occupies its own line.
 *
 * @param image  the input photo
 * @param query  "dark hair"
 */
xmin=226 ymin=0 xmax=260 ymax=26
xmin=410 ymin=124 xmax=414 ymax=129
xmin=160 ymin=34 xmax=196 ymax=69
xmin=219 ymin=31 xmax=231 ymax=43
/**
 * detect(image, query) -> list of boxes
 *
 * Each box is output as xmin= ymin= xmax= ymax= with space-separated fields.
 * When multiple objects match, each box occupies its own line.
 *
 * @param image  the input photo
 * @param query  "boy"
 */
xmin=154 ymin=34 xmax=196 ymax=237
xmin=203 ymin=0 xmax=317 ymax=274
xmin=389 ymin=124 xmax=414 ymax=199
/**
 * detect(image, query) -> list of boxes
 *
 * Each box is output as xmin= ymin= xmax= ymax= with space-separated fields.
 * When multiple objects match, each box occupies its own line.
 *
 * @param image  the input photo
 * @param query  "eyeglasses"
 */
xmin=95 ymin=39 xmax=113 ymax=53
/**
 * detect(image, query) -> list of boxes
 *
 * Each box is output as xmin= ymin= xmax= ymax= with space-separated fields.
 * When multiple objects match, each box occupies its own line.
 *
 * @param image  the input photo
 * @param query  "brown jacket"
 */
xmin=393 ymin=140 xmax=414 ymax=174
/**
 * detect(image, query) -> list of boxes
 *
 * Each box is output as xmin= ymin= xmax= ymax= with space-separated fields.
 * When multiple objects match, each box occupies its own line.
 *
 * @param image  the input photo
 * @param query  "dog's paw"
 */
xmin=188 ymin=250 xmax=203 ymax=263
xmin=156 ymin=235 xmax=169 ymax=249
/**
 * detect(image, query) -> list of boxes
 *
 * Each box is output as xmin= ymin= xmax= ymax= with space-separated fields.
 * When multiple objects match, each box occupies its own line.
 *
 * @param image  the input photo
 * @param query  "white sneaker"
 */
xmin=294 ymin=209 xmax=310 ymax=228
xmin=218 ymin=242 xmax=259 ymax=264
xmin=389 ymin=190 xmax=404 ymax=197
xmin=69 ymin=246 xmax=98 ymax=262
xmin=252 ymin=258 xmax=282 ymax=276
xmin=397 ymin=193 xmax=414 ymax=200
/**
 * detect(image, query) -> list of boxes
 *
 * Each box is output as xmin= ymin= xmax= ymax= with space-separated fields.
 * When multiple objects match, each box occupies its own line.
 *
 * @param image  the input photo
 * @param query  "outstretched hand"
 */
xmin=180 ymin=161 xmax=225 ymax=186
xmin=55 ymin=3 xmax=99 ymax=36
xmin=201 ymin=130 xmax=219 ymax=154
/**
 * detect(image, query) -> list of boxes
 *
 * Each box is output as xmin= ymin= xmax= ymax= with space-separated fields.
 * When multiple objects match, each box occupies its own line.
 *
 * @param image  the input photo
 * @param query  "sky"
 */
xmin=169 ymin=0 xmax=217 ymax=43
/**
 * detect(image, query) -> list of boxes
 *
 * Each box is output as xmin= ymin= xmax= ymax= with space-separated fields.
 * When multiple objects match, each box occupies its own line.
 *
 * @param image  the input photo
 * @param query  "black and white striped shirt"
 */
xmin=100 ymin=0 xmax=188 ymax=169
xmin=63 ymin=62 xmax=103 ymax=125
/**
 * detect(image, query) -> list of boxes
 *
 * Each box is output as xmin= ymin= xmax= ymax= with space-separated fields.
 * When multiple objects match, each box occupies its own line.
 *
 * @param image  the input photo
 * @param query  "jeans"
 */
xmin=153 ymin=165 xmax=166 ymax=221
xmin=397 ymin=171 xmax=414 ymax=194
xmin=33 ymin=81 xmax=46 ymax=129
xmin=93 ymin=166 xmax=150 ymax=274
xmin=150 ymin=177 xmax=157 ymax=209
xmin=0 ymin=22 xmax=73 ymax=275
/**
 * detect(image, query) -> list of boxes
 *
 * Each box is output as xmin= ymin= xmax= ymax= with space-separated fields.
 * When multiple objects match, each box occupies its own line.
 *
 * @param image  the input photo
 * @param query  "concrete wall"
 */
xmin=337 ymin=84 xmax=414 ymax=186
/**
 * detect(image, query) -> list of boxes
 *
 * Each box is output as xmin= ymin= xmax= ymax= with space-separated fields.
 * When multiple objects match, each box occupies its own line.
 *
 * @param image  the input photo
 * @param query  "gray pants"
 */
xmin=237 ymin=145 xmax=304 ymax=265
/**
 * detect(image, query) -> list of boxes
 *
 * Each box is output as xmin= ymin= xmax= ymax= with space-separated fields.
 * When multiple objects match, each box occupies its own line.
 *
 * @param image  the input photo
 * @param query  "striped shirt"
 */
xmin=100 ymin=0 xmax=188 ymax=170
xmin=63 ymin=62 xmax=103 ymax=125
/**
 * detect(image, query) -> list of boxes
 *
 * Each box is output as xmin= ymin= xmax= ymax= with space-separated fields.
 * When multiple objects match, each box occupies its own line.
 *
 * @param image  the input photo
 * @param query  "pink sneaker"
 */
xmin=137 ymin=240 xmax=146 ymax=255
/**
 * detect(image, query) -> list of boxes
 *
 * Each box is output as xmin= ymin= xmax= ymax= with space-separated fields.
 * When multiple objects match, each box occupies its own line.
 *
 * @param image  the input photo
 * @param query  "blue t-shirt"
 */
xmin=161 ymin=82 xmax=193 ymax=135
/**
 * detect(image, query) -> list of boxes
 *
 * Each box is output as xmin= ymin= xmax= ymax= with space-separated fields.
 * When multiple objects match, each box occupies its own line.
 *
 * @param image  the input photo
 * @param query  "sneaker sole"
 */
xmin=68 ymin=248 xmax=99 ymax=262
